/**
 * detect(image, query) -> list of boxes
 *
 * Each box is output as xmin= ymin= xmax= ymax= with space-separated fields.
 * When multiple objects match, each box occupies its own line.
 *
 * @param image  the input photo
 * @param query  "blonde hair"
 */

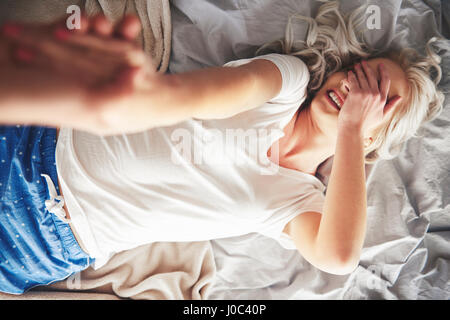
xmin=257 ymin=1 xmax=445 ymax=163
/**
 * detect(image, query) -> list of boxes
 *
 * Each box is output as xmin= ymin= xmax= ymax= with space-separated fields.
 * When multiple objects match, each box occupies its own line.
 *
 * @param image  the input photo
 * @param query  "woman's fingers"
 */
xmin=91 ymin=14 xmax=114 ymax=37
xmin=6 ymin=29 xmax=133 ymax=87
xmin=1 ymin=22 xmax=23 ymax=38
xmin=82 ymin=14 xmax=141 ymax=40
xmin=116 ymin=15 xmax=142 ymax=41
xmin=62 ymin=14 xmax=141 ymax=40
xmin=361 ymin=60 xmax=378 ymax=92
xmin=1 ymin=14 xmax=146 ymax=91
xmin=55 ymin=30 xmax=145 ymax=64
xmin=7 ymin=21 xmax=144 ymax=67
xmin=74 ymin=14 xmax=90 ymax=34
xmin=354 ymin=63 xmax=369 ymax=90
xmin=12 ymin=46 xmax=36 ymax=64
xmin=347 ymin=70 xmax=359 ymax=91
xmin=1 ymin=14 xmax=144 ymax=67
xmin=1 ymin=23 xmax=37 ymax=64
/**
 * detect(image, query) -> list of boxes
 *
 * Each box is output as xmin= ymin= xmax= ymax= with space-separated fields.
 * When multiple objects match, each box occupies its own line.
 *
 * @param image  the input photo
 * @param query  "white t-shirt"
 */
xmin=56 ymin=54 xmax=326 ymax=269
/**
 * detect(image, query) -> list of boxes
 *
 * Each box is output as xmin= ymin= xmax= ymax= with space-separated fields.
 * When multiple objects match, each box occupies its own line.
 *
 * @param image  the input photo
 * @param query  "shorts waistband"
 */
xmin=40 ymin=128 xmax=92 ymax=264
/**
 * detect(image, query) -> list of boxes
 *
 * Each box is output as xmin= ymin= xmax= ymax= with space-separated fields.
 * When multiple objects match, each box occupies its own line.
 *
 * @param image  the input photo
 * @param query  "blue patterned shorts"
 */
xmin=0 ymin=125 xmax=93 ymax=294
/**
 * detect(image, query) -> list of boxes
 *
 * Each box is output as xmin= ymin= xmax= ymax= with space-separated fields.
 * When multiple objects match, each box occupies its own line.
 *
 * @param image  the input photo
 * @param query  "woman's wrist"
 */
xmin=92 ymin=72 xmax=193 ymax=135
xmin=337 ymin=120 xmax=364 ymax=139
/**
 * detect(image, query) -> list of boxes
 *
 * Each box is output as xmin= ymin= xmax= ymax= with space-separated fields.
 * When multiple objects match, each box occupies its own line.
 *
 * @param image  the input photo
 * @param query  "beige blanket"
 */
xmin=1 ymin=241 xmax=216 ymax=300
xmin=0 ymin=0 xmax=216 ymax=300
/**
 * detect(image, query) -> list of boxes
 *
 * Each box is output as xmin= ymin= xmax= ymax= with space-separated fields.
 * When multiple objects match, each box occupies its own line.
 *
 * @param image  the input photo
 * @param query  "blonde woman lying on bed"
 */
xmin=0 ymin=3 xmax=444 ymax=294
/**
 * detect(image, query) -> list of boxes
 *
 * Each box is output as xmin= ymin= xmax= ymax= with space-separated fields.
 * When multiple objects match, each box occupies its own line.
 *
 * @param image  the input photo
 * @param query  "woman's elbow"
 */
xmin=313 ymin=252 xmax=360 ymax=275
xmin=323 ymin=259 xmax=359 ymax=275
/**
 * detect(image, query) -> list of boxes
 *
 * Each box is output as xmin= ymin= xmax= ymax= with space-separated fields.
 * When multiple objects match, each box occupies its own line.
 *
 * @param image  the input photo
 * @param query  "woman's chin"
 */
xmin=312 ymin=98 xmax=339 ymax=118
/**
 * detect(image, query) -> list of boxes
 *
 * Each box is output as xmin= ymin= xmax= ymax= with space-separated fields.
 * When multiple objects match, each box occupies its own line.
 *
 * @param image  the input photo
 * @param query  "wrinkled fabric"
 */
xmin=1 ymin=240 xmax=216 ymax=300
xmin=47 ymin=241 xmax=216 ymax=300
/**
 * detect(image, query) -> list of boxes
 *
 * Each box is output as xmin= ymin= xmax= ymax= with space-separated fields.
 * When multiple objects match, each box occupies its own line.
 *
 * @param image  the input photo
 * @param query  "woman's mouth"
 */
xmin=326 ymin=89 xmax=343 ymax=111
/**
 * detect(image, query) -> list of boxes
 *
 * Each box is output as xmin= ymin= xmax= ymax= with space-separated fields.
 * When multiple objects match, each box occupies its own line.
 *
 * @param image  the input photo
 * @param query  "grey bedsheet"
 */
xmin=169 ymin=0 xmax=450 ymax=299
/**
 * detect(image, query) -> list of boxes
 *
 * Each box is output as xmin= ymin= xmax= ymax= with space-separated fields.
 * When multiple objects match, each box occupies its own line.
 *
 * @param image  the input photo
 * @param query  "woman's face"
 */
xmin=309 ymin=57 xmax=409 ymax=140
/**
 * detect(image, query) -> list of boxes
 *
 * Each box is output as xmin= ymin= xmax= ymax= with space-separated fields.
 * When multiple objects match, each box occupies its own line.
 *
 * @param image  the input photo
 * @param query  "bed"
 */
xmin=0 ymin=0 xmax=449 ymax=300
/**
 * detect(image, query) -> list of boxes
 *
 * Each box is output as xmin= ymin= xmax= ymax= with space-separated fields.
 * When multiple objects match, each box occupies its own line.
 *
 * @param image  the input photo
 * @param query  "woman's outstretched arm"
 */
xmin=0 ymin=18 xmax=283 ymax=135
xmin=97 ymin=59 xmax=283 ymax=134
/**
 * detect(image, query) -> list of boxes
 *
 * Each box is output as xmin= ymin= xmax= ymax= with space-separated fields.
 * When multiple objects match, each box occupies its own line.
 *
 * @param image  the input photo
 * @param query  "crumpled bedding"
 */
xmin=168 ymin=0 xmax=450 ymax=299
xmin=0 ymin=241 xmax=215 ymax=300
